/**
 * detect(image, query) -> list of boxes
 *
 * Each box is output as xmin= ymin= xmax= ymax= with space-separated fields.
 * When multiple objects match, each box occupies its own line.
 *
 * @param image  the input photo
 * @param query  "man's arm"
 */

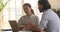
xmin=38 ymin=19 xmax=48 ymax=31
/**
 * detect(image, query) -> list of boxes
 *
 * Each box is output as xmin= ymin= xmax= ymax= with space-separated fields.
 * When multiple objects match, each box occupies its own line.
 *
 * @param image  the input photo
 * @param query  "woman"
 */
xmin=18 ymin=3 xmax=39 ymax=30
xmin=21 ymin=0 xmax=60 ymax=32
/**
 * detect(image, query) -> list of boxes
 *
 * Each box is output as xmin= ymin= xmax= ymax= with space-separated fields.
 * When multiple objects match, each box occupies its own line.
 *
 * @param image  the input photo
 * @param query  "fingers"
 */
xmin=19 ymin=22 xmax=37 ymax=31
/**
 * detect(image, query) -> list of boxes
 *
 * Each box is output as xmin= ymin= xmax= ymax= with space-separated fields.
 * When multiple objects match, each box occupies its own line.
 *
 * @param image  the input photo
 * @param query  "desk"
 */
xmin=1 ymin=29 xmax=32 ymax=32
xmin=1 ymin=29 xmax=12 ymax=32
xmin=1 ymin=29 xmax=19 ymax=32
xmin=2 ymin=29 xmax=12 ymax=31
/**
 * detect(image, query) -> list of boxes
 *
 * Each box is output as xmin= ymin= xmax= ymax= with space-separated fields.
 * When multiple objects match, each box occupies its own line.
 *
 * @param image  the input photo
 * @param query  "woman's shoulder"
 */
xmin=33 ymin=15 xmax=39 ymax=18
xmin=20 ymin=15 xmax=27 ymax=19
xmin=18 ymin=15 xmax=27 ymax=21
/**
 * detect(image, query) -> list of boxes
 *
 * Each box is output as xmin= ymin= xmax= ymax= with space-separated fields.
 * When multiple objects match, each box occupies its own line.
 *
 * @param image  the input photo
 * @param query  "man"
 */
xmin=20 ymin=0 xmax=60 ymax=32
xmin=38 ymin=0 xmax=60 ymax=32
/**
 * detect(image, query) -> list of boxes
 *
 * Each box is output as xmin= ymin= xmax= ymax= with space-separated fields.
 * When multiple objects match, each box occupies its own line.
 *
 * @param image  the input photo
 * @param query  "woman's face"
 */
xmin=23 ymin=6 xmax=32 ymax=15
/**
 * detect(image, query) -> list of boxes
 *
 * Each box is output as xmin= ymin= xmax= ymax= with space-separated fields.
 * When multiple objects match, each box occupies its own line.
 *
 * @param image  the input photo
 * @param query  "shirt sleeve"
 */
xmin=36 ymin=16 xmax=39 ymax=25
xmin=38 ymin=19 xmax=48 ymax=30
xmin=18 ymin=17 xmax=23 ymax=27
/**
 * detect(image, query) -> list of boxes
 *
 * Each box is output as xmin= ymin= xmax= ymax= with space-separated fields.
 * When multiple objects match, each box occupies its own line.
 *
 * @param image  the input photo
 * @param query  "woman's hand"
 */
xmin=21 ymin=23 xmax=41 ymax=32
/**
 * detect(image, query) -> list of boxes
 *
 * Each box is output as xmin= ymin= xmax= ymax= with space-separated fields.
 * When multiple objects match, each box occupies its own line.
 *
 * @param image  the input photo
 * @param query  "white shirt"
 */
xmin=39 ymin=9 xmax=60 ymax=32
xmin=18 ymin=14 xmax=39 ymax=27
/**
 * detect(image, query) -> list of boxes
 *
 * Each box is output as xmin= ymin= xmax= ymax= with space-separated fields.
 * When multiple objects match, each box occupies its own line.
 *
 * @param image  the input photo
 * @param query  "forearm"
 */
xmin=32 ymin=27 xmax=41 ymax=32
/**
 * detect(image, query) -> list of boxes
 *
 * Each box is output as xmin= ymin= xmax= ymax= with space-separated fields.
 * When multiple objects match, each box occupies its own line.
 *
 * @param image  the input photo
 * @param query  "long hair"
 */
xmin=23 ymin=3 xmax=35 ymax=15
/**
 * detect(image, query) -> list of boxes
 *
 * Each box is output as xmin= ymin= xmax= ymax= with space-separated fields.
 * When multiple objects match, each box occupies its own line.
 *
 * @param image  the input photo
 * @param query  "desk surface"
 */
xmin=1 ymin=29 xmax=12 ymax=31
xmin=1 ymin=29 xmax=32 ymax=32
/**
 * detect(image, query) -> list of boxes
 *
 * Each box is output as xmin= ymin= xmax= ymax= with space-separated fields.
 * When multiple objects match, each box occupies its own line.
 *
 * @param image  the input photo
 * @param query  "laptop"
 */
xmin=9 ymin=20 xmax=32 ymax=32
xmin=9 ymin=20 xmax=21 ymax=31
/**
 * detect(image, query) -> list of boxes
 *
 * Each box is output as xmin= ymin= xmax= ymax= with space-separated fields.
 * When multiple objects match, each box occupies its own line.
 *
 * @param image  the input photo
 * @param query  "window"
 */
xmin=1 ymin=0 xmax=42 ymax=29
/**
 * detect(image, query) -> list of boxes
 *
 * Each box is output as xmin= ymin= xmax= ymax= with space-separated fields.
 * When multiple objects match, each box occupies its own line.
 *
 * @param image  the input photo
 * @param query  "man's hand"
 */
xmin=21 ymin=23 xmax=41 ymax=32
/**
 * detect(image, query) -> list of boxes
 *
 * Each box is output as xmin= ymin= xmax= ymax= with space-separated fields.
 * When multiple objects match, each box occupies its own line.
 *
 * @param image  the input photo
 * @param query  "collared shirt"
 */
xmin=18 ymin=14 xmax=39 ymax=26
xmin=39 ymin=9 xmax=60 ymax=32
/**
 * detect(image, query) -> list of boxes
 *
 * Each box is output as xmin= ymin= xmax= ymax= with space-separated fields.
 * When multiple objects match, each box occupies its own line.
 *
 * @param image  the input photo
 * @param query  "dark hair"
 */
xmin=23 ymin=3 xmax=34 ymax=15
xmin=38 ymin=0 xmax=51 ymax=10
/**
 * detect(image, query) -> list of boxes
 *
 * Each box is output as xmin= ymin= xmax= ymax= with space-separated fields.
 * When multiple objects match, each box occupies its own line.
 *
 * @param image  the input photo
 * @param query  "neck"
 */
xmin=27 ymin=13 xmax=32 ymax=16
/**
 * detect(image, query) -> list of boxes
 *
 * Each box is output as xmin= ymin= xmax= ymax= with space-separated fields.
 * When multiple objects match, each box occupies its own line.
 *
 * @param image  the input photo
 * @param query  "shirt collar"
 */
xmin=26 ymin=14 xmax=34 ymax=18
xmin=43 ymin=9 xmax=51 ymax=12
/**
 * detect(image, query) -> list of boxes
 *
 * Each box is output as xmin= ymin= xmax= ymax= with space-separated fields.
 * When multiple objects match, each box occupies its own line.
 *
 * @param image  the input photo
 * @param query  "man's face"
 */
xmin=38 ymin=3 xmax=43 ymax=12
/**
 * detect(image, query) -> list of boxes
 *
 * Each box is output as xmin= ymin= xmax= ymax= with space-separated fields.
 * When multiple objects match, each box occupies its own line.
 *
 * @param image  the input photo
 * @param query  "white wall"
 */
xmin=49 ymin=0 xmax=60 ymax=9
xmin=0 ymin=11 xmax=3 ymax=32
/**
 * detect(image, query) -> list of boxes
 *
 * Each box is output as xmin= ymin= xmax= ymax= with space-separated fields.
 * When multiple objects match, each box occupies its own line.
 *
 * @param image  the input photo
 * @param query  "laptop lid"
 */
xmin=9 ymin=20 xmax=20 ymax=31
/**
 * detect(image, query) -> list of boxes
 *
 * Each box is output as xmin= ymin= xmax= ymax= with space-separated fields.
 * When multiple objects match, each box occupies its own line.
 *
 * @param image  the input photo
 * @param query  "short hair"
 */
xmin=38 ymin=0 xmax=51 ymax=10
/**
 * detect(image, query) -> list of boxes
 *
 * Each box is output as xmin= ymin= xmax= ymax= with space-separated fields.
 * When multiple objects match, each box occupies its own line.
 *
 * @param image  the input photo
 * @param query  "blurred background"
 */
xmin=0 ymin=0 xmax=60 ymax=32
